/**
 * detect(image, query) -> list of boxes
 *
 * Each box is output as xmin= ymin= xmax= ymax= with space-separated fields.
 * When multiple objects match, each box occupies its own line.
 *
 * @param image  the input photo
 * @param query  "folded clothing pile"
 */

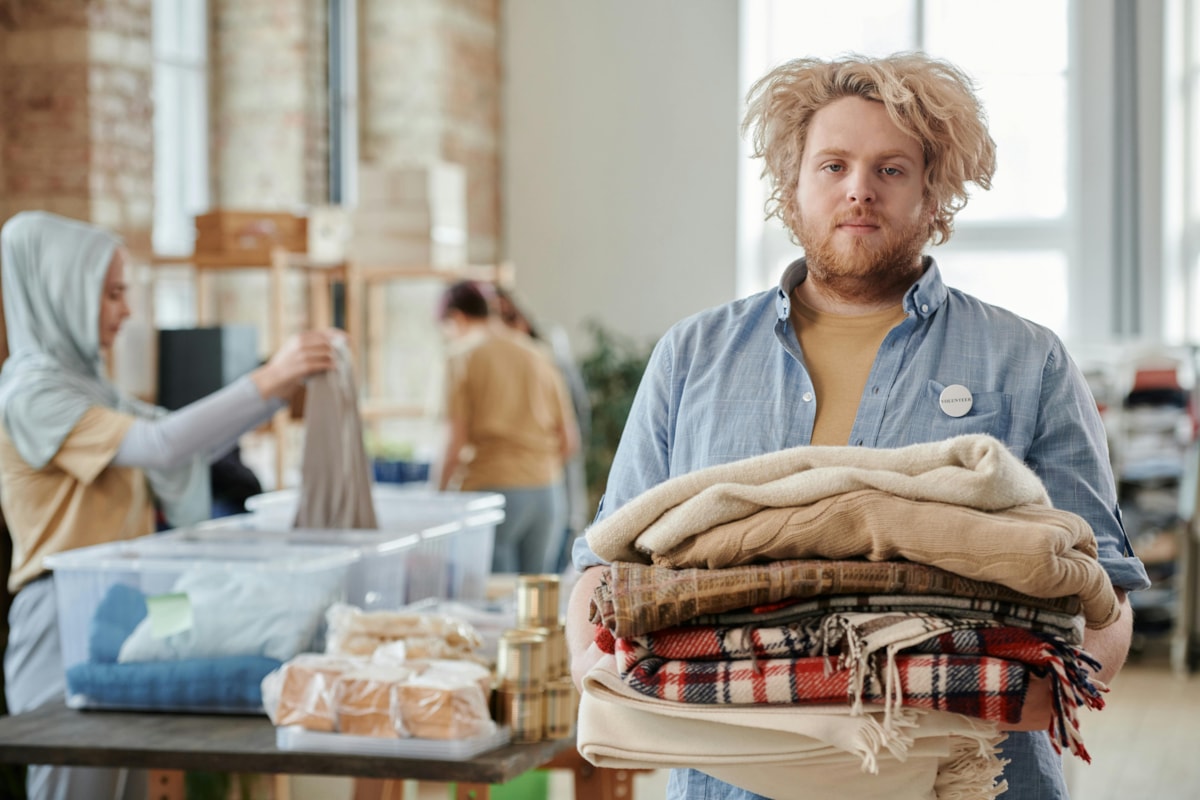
xmin=579 ymin=435 xmax=1118 ymax=799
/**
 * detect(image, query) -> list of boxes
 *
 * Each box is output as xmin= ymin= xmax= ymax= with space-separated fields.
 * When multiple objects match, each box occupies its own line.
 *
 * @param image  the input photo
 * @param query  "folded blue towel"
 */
xmin=66 ymin=655 xmax=282 ymax=712
xmin=89 ymin=583 xmax=149 ymax=663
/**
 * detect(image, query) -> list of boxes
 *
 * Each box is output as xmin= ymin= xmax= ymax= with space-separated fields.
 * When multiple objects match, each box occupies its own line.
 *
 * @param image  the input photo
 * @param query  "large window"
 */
xmin=738 ymin=0 xmax=1072 ymax=334
xmin=152 ymin=0 xmax=209 ymax=257
xmin=1164 ymin=0 xmax=1200 ymax=343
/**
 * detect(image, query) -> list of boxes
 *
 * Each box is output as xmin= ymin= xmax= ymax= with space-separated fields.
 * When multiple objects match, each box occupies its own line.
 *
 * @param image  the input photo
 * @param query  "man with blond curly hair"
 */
xmin=566 ymin=52 xmax=1149 ymax=799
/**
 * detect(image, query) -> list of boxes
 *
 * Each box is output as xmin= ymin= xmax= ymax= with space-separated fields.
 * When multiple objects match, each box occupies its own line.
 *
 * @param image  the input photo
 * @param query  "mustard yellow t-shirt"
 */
xmin=792 ymin=296 xmax=907 ymax=446
xmin=1 ymin=406 xmax=154 ymax=593
xmin=446 ymin=328 xmax=572 ymax=491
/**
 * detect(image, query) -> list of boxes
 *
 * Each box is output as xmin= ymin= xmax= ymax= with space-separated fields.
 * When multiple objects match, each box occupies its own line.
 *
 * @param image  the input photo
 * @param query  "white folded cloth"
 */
xmin=577 ymin=655 xmax=1007 ymax=800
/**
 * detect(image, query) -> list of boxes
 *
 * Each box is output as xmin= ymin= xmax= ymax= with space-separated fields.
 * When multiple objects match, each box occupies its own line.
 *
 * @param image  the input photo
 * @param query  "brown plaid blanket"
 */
xmin=590 ymin=559 xmax=1084 ymax=639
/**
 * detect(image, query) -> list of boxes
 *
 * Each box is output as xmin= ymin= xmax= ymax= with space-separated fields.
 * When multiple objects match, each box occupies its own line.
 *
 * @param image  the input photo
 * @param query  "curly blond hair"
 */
xmin=742 ymin=52 xmax=997 ymax=245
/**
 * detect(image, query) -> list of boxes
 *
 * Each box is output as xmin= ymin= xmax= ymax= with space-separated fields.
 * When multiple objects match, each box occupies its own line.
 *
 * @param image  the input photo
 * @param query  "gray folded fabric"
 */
xmin=295 ymin=340 xmax=377 ymax=530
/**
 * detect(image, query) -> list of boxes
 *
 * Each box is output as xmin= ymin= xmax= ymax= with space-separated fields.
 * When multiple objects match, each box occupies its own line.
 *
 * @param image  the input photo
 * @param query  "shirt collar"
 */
xmin=774 ymin=256 xmax=949 ymax=321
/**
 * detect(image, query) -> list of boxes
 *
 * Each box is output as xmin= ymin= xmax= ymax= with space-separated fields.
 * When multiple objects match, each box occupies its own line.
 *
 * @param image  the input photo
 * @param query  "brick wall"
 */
xmin=0 ymin=0 xmax=153 ymax=251
xmin=360 ymin=0 xmax=501 ymax=263
xmin=212 ymin=0 xmax=325 ymax=208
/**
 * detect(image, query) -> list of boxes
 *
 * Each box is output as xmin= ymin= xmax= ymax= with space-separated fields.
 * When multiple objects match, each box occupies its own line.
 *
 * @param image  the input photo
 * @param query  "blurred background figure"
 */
xmin=493 ymin=286 xmax=593 ymax=573
xmin=436 ymin=280 xmax=580 ymax=574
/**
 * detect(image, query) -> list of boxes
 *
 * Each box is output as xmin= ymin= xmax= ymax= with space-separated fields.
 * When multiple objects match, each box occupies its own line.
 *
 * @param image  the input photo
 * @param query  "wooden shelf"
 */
xmin=144 ymin=247 xmax=515 ymax=488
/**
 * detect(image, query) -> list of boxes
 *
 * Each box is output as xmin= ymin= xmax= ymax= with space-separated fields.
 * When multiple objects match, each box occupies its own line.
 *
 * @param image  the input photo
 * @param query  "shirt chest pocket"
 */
xmin=906 ymin=381 xmax=1012 ymax=442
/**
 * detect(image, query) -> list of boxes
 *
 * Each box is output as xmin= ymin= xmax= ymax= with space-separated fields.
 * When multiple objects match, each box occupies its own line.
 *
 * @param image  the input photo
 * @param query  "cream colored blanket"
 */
xmin=587 ymin=435 xmax=1049 ymax=563
xmin=578 ymin=655 xmax=1007 ymax=799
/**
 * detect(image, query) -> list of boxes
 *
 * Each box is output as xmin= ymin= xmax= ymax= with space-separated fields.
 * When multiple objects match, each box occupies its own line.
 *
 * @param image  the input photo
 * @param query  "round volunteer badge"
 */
xmin=939 ymin=384 xmax=973 ymax=418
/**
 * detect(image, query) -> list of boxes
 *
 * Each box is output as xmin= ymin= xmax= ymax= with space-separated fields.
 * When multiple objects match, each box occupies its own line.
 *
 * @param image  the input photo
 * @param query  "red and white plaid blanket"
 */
xmin=603 ymin=617 xmax=1105 ymax=761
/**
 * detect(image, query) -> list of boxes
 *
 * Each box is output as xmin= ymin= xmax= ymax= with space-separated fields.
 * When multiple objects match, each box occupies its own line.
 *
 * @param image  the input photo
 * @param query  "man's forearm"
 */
xmin=1083 ymin=589 xmax=1133 ymax=685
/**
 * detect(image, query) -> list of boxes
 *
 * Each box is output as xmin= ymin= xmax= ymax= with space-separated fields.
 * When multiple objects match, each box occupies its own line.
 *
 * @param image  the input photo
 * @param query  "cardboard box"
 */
xmin=194 ymin=210 xmax=308 ymax=261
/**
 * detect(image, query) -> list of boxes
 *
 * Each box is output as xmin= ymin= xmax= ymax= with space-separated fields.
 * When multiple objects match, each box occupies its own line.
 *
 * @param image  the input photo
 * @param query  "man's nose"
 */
xmin=847 ymin=173 xmax=876 ymax=204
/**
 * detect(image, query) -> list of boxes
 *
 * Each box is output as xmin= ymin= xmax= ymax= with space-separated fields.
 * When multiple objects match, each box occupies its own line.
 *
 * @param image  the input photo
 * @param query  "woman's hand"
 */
xmin=250 ymin=329 xmax=343 ymax=400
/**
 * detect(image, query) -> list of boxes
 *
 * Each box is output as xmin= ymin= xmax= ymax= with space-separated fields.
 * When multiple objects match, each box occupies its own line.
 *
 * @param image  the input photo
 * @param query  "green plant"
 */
xmin=578 ymin=321 xmax=656 ymax=515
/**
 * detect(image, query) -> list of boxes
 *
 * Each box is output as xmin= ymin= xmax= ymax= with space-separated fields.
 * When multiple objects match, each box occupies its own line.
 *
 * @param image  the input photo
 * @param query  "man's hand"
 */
xmin=999 ymin=674 xmax=1055 ymax=732
xmin=250 ymin=328 xmax=342 ymax=400
xmin=566 ymin=566 xmax=608 ymax=692
xmin=1000 ymin=588 xmax=1131 ymax=732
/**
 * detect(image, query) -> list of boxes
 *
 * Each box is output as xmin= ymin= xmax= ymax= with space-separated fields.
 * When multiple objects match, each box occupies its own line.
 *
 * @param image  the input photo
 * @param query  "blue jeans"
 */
xmin=484 ymin=483 xmax=566 ymax=574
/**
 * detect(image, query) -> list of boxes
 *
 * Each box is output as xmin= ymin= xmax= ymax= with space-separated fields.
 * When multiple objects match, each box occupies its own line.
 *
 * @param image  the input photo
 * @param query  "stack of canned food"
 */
xmin=492 ymin=574 xmax=578 ymax=743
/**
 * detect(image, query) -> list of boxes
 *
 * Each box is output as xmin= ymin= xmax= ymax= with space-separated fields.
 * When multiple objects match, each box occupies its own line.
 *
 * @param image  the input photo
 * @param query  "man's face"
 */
xmin=98 ymin=250 xmax=130 ymax=349
xmin=793 ymin=96 xmax=932 ymax=303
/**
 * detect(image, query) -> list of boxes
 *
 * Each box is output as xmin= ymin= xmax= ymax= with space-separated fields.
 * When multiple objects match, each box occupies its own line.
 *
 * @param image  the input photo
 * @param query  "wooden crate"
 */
xmin=194 ymin=210 xmax=308 ymax=261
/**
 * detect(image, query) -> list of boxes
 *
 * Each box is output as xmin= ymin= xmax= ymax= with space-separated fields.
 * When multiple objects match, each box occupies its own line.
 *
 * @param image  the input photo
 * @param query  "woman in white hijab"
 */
xmin=0 ymin=211 xmax=337 ymax=800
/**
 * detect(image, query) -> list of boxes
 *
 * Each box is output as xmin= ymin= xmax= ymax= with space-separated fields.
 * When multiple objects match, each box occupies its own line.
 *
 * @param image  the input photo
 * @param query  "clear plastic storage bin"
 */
xmin=228 ymin=487 xmax=505 ymax=605
xmin=43 ymin=537 xmax=357 ymax=713
xmin=166 ymin=523 xmax=436 ymax=609
xmin=243 ymin=485 xmax=504 ymax=532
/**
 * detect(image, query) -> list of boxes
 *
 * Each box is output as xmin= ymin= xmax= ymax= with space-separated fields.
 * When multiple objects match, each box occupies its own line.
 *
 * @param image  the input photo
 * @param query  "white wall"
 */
xmin=502 ymin=0 xmax=741 ymax=352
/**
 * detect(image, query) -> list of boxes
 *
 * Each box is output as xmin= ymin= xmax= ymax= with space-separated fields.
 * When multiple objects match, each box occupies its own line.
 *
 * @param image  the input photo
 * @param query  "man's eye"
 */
xmin=824 ymin=164 xmax=844 ymax=173
xmin=881 ymin=167 xmax=901 ymax=176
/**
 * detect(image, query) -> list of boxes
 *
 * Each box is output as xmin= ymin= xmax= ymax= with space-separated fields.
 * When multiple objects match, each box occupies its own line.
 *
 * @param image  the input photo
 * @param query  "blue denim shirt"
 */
xmin=574 ymin=258 xmax=1150 ymax=800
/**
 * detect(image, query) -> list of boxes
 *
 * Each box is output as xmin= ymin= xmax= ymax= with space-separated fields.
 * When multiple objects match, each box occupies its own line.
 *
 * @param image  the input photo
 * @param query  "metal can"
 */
xmin=543 ymin=676 xmax=576 ymax=739
xmin=516 ymin=574 xmax=561 ymax=629
xmin=524 ymin=625 xmax=567 ymax=679
xmin=495 ymin=687 xmax=545 ymax=743
xmin=496 ymin=629 xmax=547 ymax=689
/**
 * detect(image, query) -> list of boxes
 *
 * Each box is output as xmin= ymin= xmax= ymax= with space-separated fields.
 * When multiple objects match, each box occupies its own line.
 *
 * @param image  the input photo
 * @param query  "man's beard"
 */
xmin=796 ymin=210 xmax=930 ymax=305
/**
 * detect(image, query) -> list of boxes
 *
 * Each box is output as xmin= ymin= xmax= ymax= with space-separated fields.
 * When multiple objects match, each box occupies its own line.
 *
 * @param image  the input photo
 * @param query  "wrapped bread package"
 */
xmin=261 ymin=653 xmax=364 ymax=731
xmin=325 ymin=603 xmax=483 ymax=659
xmin=405 ymin=658 xmax=493 ymax=700
xmin=396 ymin=668 xmax=496 ymax=740
xmin=333 ymin=664 xmax=414 ymax=738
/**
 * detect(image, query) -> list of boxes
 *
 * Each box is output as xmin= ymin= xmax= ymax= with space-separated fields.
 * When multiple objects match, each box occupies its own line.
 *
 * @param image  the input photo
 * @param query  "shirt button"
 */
xmin=920 ymin=304 xmax=929 ymax=313
xmin=802 ymin=392 xmax=813 ymax=402
xmin=855 ymin=439 xmax=864 ymax=446
xmin=872 ymin=386 xmax=879 ymax=395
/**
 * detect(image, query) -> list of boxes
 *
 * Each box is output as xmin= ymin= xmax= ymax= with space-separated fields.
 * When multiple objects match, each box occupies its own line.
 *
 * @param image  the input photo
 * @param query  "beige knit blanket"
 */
xmin=587 ymin=435 xmax=1048 ymax=563
xmin=649 ymin=493 xmax=1116 ymax=629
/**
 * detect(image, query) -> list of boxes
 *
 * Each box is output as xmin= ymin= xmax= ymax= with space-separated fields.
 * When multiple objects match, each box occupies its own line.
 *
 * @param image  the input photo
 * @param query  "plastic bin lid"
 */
xmin=418 ymin=508 xmax=505 ymax=541
xmin=43 ymin=536 xmax=359 ymax=573
xmin=159 ymin=524 xmax=424 ymax=556
xmin=245 ymin=486 xmax=505 ymax=514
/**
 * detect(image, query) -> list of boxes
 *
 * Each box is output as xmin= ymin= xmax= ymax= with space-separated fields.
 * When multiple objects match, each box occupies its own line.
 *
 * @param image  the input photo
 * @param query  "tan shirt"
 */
xmin=1 ymin=406 xmax=154 ymax=593
xmin=792 ymin=296 xmax=907 ymax=446
xmin=446 ymin=327 xmax=572 ymax=491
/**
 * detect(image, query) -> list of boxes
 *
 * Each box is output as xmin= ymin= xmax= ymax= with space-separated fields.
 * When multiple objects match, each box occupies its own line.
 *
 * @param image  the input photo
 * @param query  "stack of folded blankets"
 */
xmin=579 ymin=434 xmax=1118 ymax=799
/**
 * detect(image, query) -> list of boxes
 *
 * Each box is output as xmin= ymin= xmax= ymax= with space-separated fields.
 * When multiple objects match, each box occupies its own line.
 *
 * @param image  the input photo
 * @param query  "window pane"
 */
xmin=1188 ymin=250 xmax=1200 ymax=343
xmin=1193 ymin=1 xmax=1200 ymax=69
xmin=925 ymin=0 xmax=1069 ymax=74
xmin=765 ymin=0 xmax=913 ymax=61
xmin=957 ymin=75 xmax=1068 ymax=220
xmin=935 ymin=249 xmax=1069 ymax=334
xmin=925 ymin=0 xmax=1069 ymax=222
xmin=1191 ymin=75 xmax=1200 ymax=213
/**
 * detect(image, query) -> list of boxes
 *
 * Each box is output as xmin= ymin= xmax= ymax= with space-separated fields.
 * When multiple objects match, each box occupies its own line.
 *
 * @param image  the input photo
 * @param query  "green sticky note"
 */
xmin=145 ymin=592 xmax=193 ymax=638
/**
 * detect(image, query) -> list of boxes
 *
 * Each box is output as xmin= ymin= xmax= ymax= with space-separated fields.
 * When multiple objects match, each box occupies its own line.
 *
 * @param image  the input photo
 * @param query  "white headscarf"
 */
xmin=0 ymin=211 xmax=209 ymax=525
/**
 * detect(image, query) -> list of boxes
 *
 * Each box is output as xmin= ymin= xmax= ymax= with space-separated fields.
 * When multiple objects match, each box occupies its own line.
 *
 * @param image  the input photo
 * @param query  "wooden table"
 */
xmin=0 ymin=704 xmax=631 ymax=800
